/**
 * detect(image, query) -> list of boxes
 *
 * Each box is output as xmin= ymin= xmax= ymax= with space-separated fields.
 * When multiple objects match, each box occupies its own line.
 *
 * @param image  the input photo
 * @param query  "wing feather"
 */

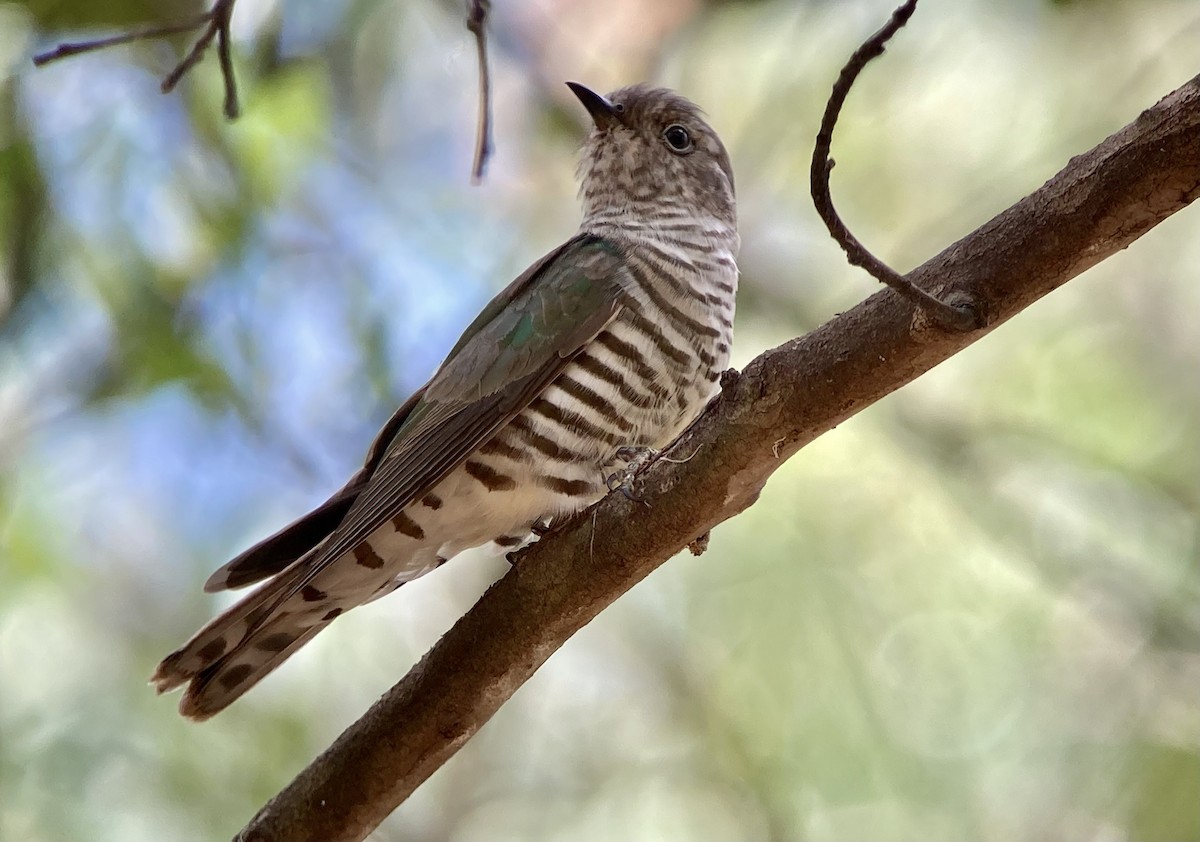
xmin=202 ymin=387 xmax=428 ymax=591
xmin=272 ymin=234 xmax=629 ymax=605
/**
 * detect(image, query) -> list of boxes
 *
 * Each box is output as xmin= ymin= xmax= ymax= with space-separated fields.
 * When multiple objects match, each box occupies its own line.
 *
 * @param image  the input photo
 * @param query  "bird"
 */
xmin=152 ymin=82 xmax=739 ymax=720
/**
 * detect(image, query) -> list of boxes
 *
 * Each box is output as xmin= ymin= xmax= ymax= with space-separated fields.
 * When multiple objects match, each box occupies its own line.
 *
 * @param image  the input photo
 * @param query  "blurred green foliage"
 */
xmin=1 ymin=0 xmax=1198 ymax=840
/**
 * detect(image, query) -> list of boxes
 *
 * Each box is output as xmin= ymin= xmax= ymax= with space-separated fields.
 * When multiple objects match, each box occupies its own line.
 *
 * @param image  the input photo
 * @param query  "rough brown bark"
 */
xmin=235 ymin=73 xmax=1200 ymax=842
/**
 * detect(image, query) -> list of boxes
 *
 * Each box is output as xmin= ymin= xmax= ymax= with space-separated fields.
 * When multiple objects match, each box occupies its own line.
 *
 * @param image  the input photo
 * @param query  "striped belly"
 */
xmin=341 ymin=251 xmax=734 ymax=597
xmin=345 ymin=314 xmax=718 ymax=589
xmin=432 ymin=312 xmax=722 ymax=533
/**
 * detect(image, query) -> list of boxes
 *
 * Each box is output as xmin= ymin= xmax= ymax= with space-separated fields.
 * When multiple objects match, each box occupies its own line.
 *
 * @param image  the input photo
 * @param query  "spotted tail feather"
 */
xmin=151 ymin=563 xmax=330 ymax=720
xmin=176 ymin=614 xmax=332 ymax=721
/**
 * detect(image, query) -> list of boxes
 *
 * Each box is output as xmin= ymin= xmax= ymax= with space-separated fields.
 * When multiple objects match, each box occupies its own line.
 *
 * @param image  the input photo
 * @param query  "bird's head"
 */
xmin=568 ymin=82 xmax=736 ymax=231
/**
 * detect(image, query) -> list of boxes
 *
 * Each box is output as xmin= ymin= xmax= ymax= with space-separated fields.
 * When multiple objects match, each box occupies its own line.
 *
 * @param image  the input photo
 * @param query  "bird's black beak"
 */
xmin=566 ymin=81 xmax=622 ymax=130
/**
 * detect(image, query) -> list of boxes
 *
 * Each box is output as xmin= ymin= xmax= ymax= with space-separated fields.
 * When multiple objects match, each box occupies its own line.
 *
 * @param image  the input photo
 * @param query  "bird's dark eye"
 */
xmin=663 ymin=124 xmax=693 ymax=154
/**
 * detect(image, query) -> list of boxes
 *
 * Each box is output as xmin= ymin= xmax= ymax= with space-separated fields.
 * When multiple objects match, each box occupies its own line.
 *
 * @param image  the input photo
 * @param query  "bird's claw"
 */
xmin=605 ymin=471 xmax=644 ymax=501
xmin=605 ymin=445 xmax=659 ymax=502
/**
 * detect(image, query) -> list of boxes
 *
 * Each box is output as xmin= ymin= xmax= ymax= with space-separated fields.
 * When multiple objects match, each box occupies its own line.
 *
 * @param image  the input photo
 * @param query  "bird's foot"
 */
xmin=605 ymin=446 xmax=660 ymax=501
xmin=504 ymin=518 xmax=554 ymax=565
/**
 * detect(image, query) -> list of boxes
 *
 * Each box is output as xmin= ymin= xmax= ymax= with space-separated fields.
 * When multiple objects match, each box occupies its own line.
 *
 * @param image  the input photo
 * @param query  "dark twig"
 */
xmin=466 ymin=0 xmax=494 ymax=183
xmin=159 ymin=19 xmax=219 ymax=94
xmin=33 ymin=0 xmax=241 ymax=120
xmin=810 ymin=0 xmax=979 ymax=332
xmin=214 ymin=8 xmax=240 ymax=120
xmin=31 ymin=17 xmax=211 ymax=65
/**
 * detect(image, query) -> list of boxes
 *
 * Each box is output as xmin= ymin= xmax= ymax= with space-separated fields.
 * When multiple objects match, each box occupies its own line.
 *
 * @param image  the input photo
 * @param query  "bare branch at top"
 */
xmin=33 ymin=0 xmax=242 ymax=120
xmin=467 ymin=0 xmax=495 ymax=183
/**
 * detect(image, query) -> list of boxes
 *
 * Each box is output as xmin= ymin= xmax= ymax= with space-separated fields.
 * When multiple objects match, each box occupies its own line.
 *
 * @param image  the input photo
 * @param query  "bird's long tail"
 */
xmin=151 ymin=560 xmax=346 ymax=720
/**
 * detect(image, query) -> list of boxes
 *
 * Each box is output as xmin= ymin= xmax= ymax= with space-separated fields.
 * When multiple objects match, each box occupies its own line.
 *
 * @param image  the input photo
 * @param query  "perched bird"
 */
xmin=152 ymin=82 xmax=739 ymax=719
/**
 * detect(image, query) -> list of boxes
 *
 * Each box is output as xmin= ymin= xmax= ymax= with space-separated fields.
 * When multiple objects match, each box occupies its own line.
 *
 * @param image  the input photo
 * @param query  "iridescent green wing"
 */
xmin=282 ymin=233 xmax=628 ymax=591
xmin=205 ymin=234 xmax=627 ymax=595
xmin=203 ymin=386 xmax=427 ymax=592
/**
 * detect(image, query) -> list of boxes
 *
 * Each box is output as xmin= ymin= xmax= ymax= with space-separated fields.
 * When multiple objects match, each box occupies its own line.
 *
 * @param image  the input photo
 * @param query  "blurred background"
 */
xmin=1 ymin=0 xmax=1198 ymax=839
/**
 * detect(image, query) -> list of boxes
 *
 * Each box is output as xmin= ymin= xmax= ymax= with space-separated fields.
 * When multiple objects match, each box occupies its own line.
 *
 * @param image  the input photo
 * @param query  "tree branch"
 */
xmin=810 ymin=0 xmax=979 ymax=331
xmin=232 ymin=62 xmax=1200 ymax=842
xmin=33 ymin=0 xmax=241 ymax=120
xmin=466 ymin=0 xmax=494 ymax=184
xmin=35 ymin=0 xmax=495 ymax=169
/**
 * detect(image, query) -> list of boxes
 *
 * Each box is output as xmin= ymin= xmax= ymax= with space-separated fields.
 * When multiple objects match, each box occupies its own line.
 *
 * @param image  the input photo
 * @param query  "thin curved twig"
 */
xmin=810 ymin=0 xmax=979 ymax=332
xmin=466 ymin=0 xmax=494 ymax=183
xmin=33 ymin=0 xmax=241 ymax=120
